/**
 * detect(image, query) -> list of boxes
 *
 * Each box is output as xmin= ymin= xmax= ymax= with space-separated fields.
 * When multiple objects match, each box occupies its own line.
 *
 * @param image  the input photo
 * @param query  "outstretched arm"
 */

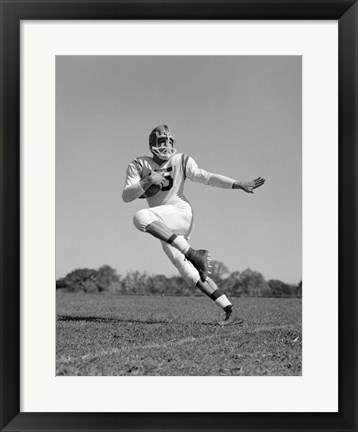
xmin=233 ymin=177 xmax=266 ymax=193
xmin=185 ymin=156 xmax=265 ymax=192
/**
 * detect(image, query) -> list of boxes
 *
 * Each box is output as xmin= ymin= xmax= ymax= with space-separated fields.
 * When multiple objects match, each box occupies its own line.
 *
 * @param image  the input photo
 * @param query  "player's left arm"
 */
xmin=185 ymin=156 xmax=265 ymax=192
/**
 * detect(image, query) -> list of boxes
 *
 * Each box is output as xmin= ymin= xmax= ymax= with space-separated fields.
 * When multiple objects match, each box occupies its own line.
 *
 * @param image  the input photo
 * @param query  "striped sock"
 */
xmin=209 ymin=290 xmax=232 ymax=309
xmin=197 ymin=278 xmax=232 ymax=309
xmin=168 ymin=234 xmax=190 ymax=254
xmin=214 ymin=294 xmax=232 ymax=309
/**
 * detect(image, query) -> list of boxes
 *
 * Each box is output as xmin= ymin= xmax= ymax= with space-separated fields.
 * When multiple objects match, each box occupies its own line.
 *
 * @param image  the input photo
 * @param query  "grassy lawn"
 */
xmin=56 ymin=292 xmax=302 ymax=376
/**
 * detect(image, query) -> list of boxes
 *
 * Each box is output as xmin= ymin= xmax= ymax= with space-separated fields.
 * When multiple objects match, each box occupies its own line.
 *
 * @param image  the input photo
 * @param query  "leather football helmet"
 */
xmin=149 ymin=125 xmax=177 ymax=161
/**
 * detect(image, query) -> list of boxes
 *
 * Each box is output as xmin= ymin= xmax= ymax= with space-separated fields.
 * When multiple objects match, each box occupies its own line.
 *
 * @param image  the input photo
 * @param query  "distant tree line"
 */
xmin=56 ymin=262 xmax=302 ymax=298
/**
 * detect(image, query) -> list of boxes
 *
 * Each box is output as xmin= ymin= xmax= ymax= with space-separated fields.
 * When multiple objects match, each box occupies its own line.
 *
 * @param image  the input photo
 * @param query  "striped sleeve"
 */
xmin=124 ymin=159 xmax=142 ymax=187
xmin=181 ymin=154 xmax=190 ymax=179
xmin=133 ymin=158 xmax=143 ymax=171
xmin=122 ymin=159 xmax=146 ymax=202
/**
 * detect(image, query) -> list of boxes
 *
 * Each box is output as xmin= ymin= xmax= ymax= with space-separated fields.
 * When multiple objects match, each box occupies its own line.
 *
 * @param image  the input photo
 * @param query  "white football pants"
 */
xmin=133 ymin=203 xmax=200 ymax=286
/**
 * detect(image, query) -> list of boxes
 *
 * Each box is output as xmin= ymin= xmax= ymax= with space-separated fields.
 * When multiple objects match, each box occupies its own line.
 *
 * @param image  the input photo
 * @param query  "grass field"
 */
xmin=56 ymin=292 xmax=302 ymax=376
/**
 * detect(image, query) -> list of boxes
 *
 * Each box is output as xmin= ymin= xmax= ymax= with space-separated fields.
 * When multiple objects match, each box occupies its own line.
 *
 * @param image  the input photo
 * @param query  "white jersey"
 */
xmin=123 ymin=153 xmax=236 ymax=208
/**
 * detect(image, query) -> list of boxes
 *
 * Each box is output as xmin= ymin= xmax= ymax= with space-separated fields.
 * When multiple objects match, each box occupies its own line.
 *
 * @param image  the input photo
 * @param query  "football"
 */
xmin=139 ymin=183 xmax=161 ymax=199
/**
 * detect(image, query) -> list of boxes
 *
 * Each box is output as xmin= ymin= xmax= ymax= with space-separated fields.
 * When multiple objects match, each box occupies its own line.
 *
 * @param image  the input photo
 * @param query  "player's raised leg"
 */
xmin=147 ymin=221 xmax=210 ymax=282
xmin=133 ymin=210 xmax=210 ymax=282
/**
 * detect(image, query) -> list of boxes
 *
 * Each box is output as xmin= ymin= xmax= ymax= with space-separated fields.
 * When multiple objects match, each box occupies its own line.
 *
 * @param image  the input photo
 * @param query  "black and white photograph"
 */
xmin=55 ymin=55 xmax=302 ymax=376
xmin=3 ymin=1 xmax=358 ymax=428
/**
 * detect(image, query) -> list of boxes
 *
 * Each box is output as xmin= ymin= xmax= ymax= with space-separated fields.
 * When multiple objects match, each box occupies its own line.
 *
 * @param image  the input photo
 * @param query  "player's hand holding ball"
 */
xmin=148 ymin=170 xmax=166 ymax=187
xmin=139 ymin=171 xmax=166 ymax=199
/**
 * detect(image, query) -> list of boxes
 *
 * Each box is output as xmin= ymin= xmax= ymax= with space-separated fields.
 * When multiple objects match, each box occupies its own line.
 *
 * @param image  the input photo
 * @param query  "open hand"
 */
xmin=234 ymin=177 xmax=266 ymax=193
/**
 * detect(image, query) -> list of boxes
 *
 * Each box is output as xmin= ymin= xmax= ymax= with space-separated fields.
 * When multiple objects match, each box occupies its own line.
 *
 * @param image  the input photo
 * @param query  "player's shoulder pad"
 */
xmin=131 ymin=156 xmax=149 ymax=170
xmin=165 ymin=152 xmax=182 ymax=167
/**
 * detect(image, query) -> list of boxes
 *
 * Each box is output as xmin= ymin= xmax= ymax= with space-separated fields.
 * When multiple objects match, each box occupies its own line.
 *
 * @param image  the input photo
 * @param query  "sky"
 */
xmin=56 ymin=56 xmax=301 ymax=284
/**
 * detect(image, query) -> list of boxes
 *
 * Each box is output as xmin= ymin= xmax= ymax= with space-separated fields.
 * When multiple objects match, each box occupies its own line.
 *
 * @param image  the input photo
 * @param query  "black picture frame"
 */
xmin=1 ymin=1 xmax=357 ymax=431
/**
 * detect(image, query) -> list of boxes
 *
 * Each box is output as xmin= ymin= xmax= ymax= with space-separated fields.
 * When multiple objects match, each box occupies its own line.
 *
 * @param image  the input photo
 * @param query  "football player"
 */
xmin=122 ymin=125 xmax=265 ymax=325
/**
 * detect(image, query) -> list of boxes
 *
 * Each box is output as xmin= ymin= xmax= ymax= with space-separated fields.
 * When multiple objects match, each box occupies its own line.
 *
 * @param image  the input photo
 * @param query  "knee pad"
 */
xmin=133 ymin=209 xmax=156 ymax=232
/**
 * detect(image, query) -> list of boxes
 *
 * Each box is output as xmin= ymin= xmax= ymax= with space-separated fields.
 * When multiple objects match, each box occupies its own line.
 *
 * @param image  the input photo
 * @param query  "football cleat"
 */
xmin=149 ymin=125 xmax=177 ymax=161
xmin=217 ymin=305 xmax=244 ymax=327
xmin=185 ymin=248 xmax=210 ymax=282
